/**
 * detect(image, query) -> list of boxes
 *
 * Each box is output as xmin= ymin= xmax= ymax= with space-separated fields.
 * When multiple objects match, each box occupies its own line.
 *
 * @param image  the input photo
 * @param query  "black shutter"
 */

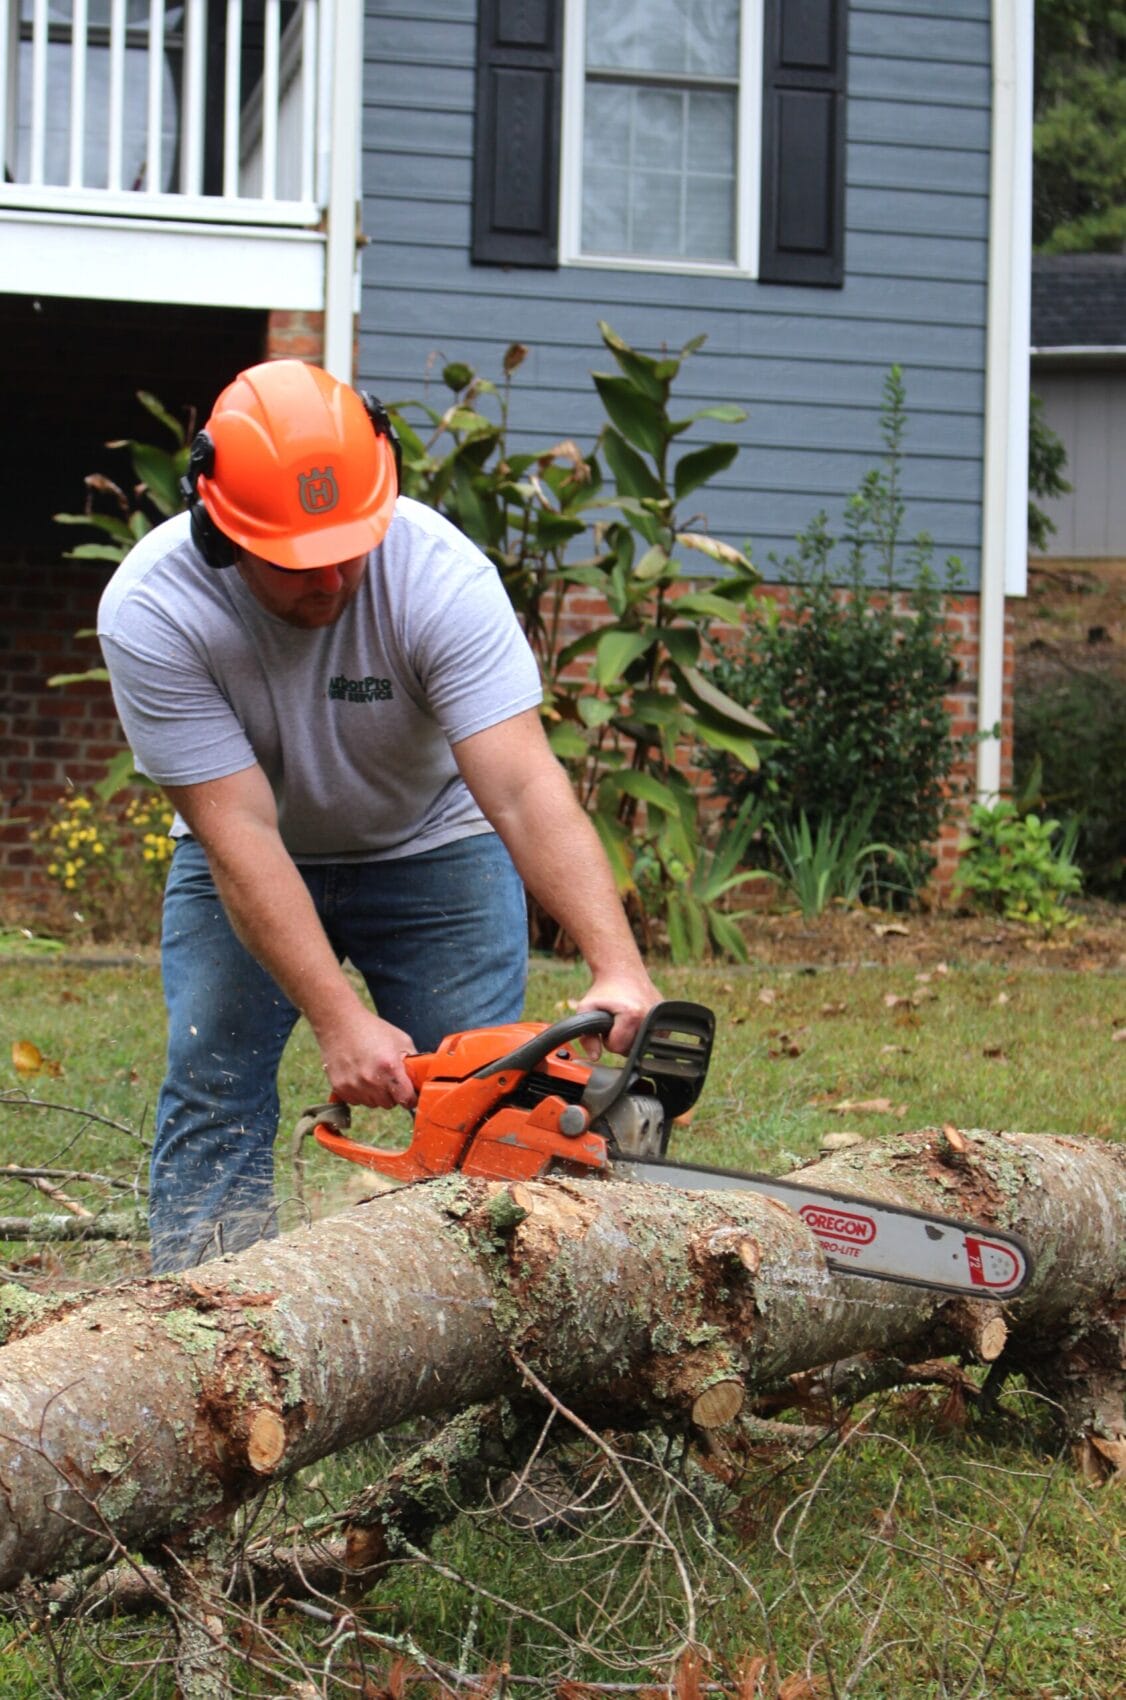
xmin=759 ymin=0 xmax=848 ymax=287
xmin=472 ymin=0 xmax=562 ymax=267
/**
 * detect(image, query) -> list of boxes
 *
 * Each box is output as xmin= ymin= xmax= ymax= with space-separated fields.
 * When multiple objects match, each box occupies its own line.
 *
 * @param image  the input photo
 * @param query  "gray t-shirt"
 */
xmin=96 ymin=500 xmax=543 ymax=861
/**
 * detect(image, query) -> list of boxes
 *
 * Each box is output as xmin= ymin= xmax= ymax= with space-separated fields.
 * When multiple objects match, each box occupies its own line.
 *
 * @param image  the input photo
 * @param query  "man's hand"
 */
xmin=314 ymin=1005 xmax=419 ymax=1111
xmin=574 ymin=970 xmax=663 ymax=1058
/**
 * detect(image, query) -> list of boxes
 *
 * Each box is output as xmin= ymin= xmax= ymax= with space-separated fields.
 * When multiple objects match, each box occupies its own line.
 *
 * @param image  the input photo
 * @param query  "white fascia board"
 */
xmin=978 ymin=0 xmax=1032 ymax=801
xmin=0 ymin=211 xmax=325 ymax=309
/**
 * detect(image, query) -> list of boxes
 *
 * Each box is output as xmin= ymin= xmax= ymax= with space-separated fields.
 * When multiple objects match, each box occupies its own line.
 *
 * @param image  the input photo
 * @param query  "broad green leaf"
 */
xmin=131 ymin=443 xmax=181 ymax=515
xmin=62 ymin=543 xmax=128 ymax=561
xmin=608 ymin=769 xmax=684 ymax=815
xmin=556 ymin=627 xmax=602 ymax=671
xmin=442 ymin=407 xmax=495 ymax=437
xmin=136 ymin=391 xmax=185 ymax=443
xmin=693 ymin=718 xmax=763 ymax=769
xmin=128 ymin=512 xmax=153 ymax=540
xmin=674 ymin=442 xmax=739 ymax=501
xmin=676 ymin=664 xmax=773 ymax=733
xmin=593 ymin=374 xmax=666 ymax=458
xmin=47 ymin=668 xmax=110 ymax=686
xmin=54 ymin=512 xmax=134 ymax=542
xmin=601 ymin=428 xmax=664 ymax=501
xmin=676 ymin=532 xmax=756 ymax=574
xmin=547 ymin=722 xmax=591 ymax=759
xmin=577 ymin=695 xmax=618 ymax=728
xmin=535 ymin=511 xmax=588 ymax=546
xmin=654 ymin=626 xmax=701 ymax=669
xmin=629 ymin=689 xmax=687 ymax=728
xmin=597 ymin=321 xmax=670 ymax=402
xmin=672 ymin=591 xmax=751 ymax=623
xmin=590 ymin=811 xmax=635 ymax=894
xmin=595 ymin=628 xmax=654 ymax=686
xmin=679 ymin=332 xmax=708 ymax=357
xmin=632 ymin=545 xmax=672 ymax=582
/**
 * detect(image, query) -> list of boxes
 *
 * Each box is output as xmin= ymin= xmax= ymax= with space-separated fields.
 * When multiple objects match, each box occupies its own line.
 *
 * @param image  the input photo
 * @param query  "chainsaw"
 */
xmin=297 ymin=1001 xmax=1031 ymax=1302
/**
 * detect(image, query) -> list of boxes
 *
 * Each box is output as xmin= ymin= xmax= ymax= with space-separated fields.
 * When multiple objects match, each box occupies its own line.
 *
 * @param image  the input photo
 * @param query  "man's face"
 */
xmin=235 ymin=550 xmax=369 ymax=628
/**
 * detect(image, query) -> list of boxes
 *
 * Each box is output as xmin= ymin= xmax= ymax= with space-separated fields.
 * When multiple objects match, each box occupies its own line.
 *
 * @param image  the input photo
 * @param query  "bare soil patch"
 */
xmin=734 ymin=901 xmax=1126 ymax=972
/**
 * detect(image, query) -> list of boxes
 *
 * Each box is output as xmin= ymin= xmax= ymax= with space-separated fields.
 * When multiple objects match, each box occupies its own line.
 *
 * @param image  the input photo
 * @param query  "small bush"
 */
xmin=1014 ymin=669 xmax=1126 ymax=899
xmin=952 ymin=800 xmax=1082 ymax=931
xmin=33 ymin=787 xmax=174 ymax=943
xmin=704 ymin=368 xmax=976 ymax=897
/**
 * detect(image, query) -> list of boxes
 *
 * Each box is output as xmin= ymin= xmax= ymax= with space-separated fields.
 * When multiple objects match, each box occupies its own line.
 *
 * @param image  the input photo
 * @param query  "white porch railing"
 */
xmin=0 ymin=0 xmax=329 ymax=224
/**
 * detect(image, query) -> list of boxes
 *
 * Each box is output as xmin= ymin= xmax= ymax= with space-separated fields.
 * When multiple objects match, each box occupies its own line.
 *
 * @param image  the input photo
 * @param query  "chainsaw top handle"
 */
xmin=469 ymin=1009 xmax=613 ymax=1078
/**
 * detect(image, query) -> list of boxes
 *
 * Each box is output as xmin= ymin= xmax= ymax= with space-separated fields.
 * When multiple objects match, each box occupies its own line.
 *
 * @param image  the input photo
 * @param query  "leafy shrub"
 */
xmin=952 ymin=800 xmax=1082 ymax=931
xmin=1014 ymin=670 xmax=1126 ymax=899
xmin=703 ymin=367 xmax=976 ymax=898
xmin=32 ymin=778 xmax=174 ymax=943
xmin=391 ymin=324 xmax=766 ymax=962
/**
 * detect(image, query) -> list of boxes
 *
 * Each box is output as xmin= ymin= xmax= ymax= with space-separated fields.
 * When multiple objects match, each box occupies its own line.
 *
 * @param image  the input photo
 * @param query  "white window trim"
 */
xmin=559 ymin=0 xmax=762 ymax=277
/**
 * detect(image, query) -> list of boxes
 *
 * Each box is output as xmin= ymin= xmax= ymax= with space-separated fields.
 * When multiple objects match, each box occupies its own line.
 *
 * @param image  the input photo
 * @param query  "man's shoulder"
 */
xmin=383 ymin=497 xmax=489 ymax=565
xmin=97 ymin=513 xmax=207 ymax=639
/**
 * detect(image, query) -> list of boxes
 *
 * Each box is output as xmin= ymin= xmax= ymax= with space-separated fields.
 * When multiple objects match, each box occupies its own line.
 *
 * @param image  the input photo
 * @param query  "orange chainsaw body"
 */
xmin=310 ymin=1018 xmax=613 ymax=1183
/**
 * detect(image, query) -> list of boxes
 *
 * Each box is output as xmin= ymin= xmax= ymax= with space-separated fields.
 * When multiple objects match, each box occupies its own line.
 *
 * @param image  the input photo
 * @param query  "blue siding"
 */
xmin=358 ymin=1 xmax=992 ymax=588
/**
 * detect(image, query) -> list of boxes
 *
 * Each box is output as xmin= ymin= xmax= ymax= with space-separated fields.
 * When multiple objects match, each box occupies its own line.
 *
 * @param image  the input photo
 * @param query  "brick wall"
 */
xmin=0 ymin=300 xmax=315 ymax=922
xmin=0 ymin=552 xmax=128 ymax=916
xmin=547 ymin=582 xmax=1012 ymax=900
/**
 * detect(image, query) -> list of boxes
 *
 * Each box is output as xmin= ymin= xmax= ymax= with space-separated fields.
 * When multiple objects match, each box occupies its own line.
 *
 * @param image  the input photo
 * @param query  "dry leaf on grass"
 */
xmin=10 ymin=1040 xmax=61 ymax=1077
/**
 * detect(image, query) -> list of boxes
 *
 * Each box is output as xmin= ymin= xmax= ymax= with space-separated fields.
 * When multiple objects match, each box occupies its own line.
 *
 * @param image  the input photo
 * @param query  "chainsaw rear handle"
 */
xmin=469 ymin=1009 xmax=614 ymax=1079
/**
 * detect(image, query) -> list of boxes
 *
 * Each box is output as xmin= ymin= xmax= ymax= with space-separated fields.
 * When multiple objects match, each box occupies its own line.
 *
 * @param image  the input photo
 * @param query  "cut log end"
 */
xmin=691 ymin=1379 xmax=745 ymax=1430
xmin=943 ymin=1301 xmax=1009 ymax=1364
xmin=245 ymin=1408 xmax=286 ymax=1474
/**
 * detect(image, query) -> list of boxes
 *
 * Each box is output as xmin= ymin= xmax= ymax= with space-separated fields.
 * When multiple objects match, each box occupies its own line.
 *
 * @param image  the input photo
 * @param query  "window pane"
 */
xmin=587 ymin=0 xmax=738 ymax=77
xmin=631 ymin=168 xmax=684 ymax=255
xmin=685 ymin=175 xmax=734 ymax=259
xmin=686 ymin=89 xmax=735 ymax=170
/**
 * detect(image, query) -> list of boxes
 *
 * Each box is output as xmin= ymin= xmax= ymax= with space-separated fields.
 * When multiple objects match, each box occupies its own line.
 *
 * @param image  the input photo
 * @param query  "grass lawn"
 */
xmin=0 ymin=943 xmax=1122 ymax=1696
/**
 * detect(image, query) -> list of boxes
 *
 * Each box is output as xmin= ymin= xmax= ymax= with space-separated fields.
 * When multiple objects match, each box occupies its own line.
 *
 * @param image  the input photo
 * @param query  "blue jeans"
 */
xmin=152 ymin=832 xmax=528 ymax=1273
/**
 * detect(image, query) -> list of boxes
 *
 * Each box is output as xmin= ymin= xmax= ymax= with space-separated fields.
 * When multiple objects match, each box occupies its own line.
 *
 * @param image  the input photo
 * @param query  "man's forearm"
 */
xmin=200 ymin=814 xmax=364 ymax=1034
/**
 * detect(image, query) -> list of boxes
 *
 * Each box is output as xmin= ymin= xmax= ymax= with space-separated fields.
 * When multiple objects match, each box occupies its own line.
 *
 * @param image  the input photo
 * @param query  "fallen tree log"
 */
xmin=0 ymin=1126 xmax=1121 ymax=1593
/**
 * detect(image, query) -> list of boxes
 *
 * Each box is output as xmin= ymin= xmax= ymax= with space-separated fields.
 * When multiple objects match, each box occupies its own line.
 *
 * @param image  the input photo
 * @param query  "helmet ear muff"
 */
xmin=359 ymin=391 xmax=402 ymax=497
xmin=182 ymin=431 xmax=238 ymax=570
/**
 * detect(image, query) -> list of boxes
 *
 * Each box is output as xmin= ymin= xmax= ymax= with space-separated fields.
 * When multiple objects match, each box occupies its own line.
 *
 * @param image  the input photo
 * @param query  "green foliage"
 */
xmin=1034 ymin=1 xmax=1126 ymax=251
xmin=764 ymin=804 xmax=907 ymax=921
xmin=953 ymin=799 xmax=1083 ymax=931
xmin=703 ymin=367 xmax=975 ymax=897
xmin=1027 ymin=392 xmax=1071 ymax=552
xmin=31 ymin=785 xmax=174 ymax=943
xmin=392 ymin=324 xmax=764 ymax=961
xmin=53 ymin=389 xmax=191 ymax=565
xmin=1014 ymin=668 xmax=1126 ymax=897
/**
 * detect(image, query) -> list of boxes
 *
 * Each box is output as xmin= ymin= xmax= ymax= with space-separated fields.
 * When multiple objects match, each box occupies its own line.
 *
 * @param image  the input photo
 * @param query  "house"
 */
xmin=0 ymin=0 xmax=1033 ymax=910
xmin=1031 ymin=252 xmax=1126 ymax=559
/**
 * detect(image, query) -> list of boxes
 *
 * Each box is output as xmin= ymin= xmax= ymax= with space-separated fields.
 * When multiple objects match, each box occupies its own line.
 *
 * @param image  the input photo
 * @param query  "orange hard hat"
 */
xmin=195 ymin=360 xmax=399 ymax=570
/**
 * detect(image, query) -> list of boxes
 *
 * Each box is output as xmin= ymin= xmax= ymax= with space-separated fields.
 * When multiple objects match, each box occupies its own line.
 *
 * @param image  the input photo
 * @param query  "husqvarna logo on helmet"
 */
xmin=298 ymin=466 xmax=339 ymax=514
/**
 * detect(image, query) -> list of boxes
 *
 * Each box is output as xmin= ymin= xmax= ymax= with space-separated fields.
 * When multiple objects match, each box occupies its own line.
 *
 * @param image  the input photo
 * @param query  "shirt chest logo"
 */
xmin=299 ymin=466 xmax=339 ymax=514
xmin=328 ymin=674 xmax=394 ymax=703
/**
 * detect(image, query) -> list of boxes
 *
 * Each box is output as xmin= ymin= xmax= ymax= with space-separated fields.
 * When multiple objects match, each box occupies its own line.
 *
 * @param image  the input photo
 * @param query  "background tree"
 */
xmin=1034 ymin=0 xmax=1126 ymax=251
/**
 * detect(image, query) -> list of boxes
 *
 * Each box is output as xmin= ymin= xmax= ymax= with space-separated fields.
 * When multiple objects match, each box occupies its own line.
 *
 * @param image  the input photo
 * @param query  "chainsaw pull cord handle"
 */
xmin=468 ymin=1009 xmax=614 ymax=1079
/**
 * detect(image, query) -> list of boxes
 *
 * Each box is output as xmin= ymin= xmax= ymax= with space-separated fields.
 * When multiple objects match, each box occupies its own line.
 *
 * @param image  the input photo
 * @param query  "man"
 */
xmin=97 ymin=359 xmax=661 ymax=1273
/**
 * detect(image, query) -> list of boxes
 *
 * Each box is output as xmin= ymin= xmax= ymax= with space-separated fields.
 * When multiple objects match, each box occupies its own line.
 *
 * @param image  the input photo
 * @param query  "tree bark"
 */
xmin=0 ymin=1126 xmax=1121 ymax=1593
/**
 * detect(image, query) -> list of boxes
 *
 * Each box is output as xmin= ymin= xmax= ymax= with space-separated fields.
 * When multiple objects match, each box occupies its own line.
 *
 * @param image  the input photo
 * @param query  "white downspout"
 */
xmin=978 ymin=0 xmax=1033 ymax=799
xmin=322 ymin=2 xmax=364 ymax=383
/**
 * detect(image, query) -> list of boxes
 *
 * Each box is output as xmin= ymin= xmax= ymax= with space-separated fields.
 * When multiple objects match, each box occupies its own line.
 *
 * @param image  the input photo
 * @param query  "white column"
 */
xmin=978 ymin=0 xmax=1033 ymax=800
xmin=322 ymin=1 xmax=364 ymax=383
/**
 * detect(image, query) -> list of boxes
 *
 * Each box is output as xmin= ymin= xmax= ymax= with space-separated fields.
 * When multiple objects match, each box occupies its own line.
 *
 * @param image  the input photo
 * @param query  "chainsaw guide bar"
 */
xmin=303 ymin=1000 xmax=1032 ymax=1303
